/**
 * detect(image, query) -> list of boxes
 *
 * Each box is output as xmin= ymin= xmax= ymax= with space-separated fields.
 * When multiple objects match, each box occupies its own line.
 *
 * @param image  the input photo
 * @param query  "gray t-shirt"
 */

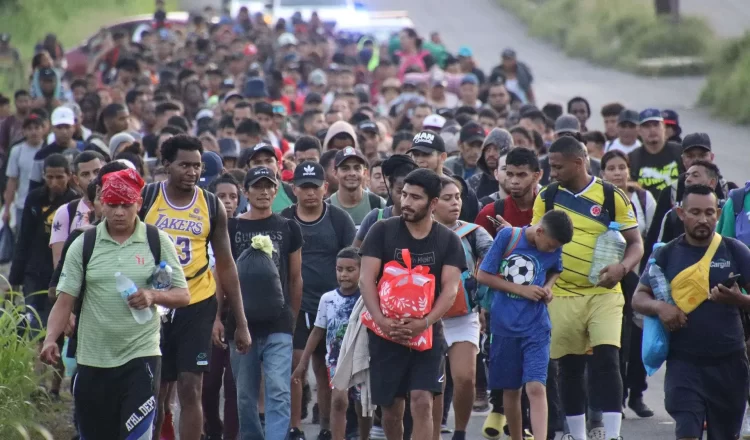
xmin=281 ymin=203 xmax=357 ymax=314
xmin=356 ymin=205 xmax=394 ymax=243
xmin=6 ymin=141 xmax=41 ymax=208
xmin=329 ymin=190 xmax=386 ymax=229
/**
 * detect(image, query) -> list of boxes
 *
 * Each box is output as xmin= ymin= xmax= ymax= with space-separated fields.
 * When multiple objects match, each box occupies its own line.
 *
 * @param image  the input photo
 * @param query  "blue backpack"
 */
xmin=729 ymin=182 xmax=750 ymax=246
xmin=445 ymin=222 xmax=485 ymax=317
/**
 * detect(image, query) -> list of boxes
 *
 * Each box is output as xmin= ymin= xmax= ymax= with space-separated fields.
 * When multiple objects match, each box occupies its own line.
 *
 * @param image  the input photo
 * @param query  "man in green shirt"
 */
xmin=41 ymin=168 xmax=190 ymax=440
xmin=328 ymin=146 xmax=386 ymax=229
xmin=245 ymin=142 xmax=297 ymax=213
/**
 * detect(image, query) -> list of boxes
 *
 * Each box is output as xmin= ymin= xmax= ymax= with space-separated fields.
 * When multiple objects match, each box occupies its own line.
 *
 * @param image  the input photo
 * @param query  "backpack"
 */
xmin=66 ymin=223 xmax=161 ymax=357
xmin=367 ymin=192 xmax=384 ymax=210
xmin=729 ymin=182 xmax=750 ymax=246
xmin=445 ymin=222 xmax=485 ymax=318
xmin=377 ymin=208 xmax=384 ymax=221
xmin=138 ymin=182 xmax=220 ymax=280
xmin=544 ymin=180 xmax=617 ymax=221
xmin=66 ymin=198 xmax=82 ymax=231
xmin=235 ymin=236 xmax=285 ymax=323
xmin=477 ymin=227 xmax=524 ymax=310
xmin=493 ymin=198 xmax=506 ymax=218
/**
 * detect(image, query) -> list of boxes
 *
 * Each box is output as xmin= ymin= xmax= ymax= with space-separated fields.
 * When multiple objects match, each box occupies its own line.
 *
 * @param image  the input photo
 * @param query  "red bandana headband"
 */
xmin=100 ymin=169 xmax=145 ymax=205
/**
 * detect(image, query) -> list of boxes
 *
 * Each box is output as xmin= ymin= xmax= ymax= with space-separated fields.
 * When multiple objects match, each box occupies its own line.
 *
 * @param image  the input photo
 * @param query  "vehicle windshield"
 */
xmin=279 ymin=0 xmax=348 ymax=7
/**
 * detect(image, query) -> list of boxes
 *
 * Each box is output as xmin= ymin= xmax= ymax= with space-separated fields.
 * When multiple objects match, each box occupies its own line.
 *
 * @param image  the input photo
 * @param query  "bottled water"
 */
xmin=152 ymin=261 xmax=173 ymax=318
xmin=588 ymin=222 xmax=627 ymax=285
xmin=647 ymin=244 xmax=674 ymax=304
xmin=115 ymin=272 xmax=153 ymax=324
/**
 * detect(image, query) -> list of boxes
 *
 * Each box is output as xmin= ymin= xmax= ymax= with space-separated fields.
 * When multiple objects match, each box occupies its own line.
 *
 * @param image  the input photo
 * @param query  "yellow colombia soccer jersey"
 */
xmin=531 ymin=177 xmax=637 ymax=297
xmin=144 ymin=183 xmax=215 ymax=304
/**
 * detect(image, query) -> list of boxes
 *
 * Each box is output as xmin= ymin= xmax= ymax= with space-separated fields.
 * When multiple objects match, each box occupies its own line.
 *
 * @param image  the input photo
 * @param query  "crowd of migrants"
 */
xmin=1 ymin=3 xmax=749 ymax=440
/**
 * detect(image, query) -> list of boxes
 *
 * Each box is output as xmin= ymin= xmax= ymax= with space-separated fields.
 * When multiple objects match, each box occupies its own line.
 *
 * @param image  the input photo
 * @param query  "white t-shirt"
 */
xmin=606 ymin=138 xmax=642 ymax=155
xmin=630 ymin=189 xmax=656 ymax=238
xmin=6 ymin=141 xmax=42 ymax=208
xmin=49 ymin=199 xmax=91 ymax=246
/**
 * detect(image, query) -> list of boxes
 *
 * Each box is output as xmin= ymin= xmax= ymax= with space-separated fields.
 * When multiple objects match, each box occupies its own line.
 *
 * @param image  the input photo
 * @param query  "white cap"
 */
xmin=51 ymin=106 xmax=76 ymax=126
xmin=196 ymin=109 xmax=214 ymax=121
xmin=115 ymin=158 xmax=137 ymax=170
xmin=278 ymin=32 xmax=298 ymax=47
xmin=423 ymin=114 xmax=446 ymax=130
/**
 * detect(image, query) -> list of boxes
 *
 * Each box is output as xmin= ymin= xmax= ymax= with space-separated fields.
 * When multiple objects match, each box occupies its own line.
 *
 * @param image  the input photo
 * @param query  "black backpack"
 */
xmin=543 ymin=181 xmax=617 ymax=221
xmin=235 ymin=239 xmax=285 ymax=323
xmin=65 ymin=223 xmax=162 ymax=357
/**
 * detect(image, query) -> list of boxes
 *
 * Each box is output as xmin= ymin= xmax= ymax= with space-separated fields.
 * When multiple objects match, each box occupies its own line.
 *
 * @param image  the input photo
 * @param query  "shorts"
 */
xmin=489 ymin=332 xmax=551 ymax=390
xmin=161 ymin=295 xmax=217 ymax=382
xmin=548 ymin=293 xmax=624 ymax=359
xmin=442 ymin=312 xmax=480 ymax=351
xmin=328 ymin=364 xmax=361 ymax=402
xmin=368 ymin=327 xmax=447 ymax=406
xmin=23 ymin=275 xmax=52 ymax=330
xmin=665 ymin=353 xmax=749 ymax=439
xmin=292 ymin=311 xmax=326 ymax=356
xmin=74 ymin=356 xmax=161 ymax=439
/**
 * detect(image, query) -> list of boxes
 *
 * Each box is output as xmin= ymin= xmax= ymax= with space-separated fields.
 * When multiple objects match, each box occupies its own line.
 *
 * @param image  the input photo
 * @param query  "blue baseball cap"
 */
xmin=461 ymin=73 xmax=479 ymax=86
xmin=199 ymin=151 xmax=224 ymax=188
xmin=639 ymin=108 xmax=663 ymax=124
xmin=457 ymin=46 xmax=473 ymax=58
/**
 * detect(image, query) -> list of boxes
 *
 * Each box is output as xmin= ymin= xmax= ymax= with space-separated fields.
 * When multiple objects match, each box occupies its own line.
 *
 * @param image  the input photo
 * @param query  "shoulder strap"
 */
xmin=503 ymin=227 xmax=523 ymax=258
xmin=544 ymin=183 xmax=559 ymax=213
xmin=637 ymin=189 xmax=647 ymax=214
xmin=145 ymin=224 xmax=161 ymax=264
xmin=730 ymin=187 xmax=747 ymax=218
xmin=455 ymin=222 xmax=479 ymax=238
xmin=698 ymin=233 xmax=723 ymax=266
xmin=493 ymin=198 xmax=505 ymax=217
xmin=377 ymin=208 xmax=383 ymax=221
xmin=602 ymin=181 xmax=616 ymax=221
xmin=201 ymin=188 xmax=219 ymax=241
xmin=367 ymin=192 xmax=383 ymax=209
xmin=67 ymin=198 xmax=81 ymax=231
xmin=138 ymin=183 xmax=161 ymax=221
xmin=79 ymin=227 xmax=98 ymax=306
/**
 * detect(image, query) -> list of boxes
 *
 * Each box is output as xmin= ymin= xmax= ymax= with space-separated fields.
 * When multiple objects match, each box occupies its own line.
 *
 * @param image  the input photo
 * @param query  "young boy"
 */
xmin=476 ymin=211 xmax=574 ymax=440
xmin=292 ymin=247 xmax=372 ymax=440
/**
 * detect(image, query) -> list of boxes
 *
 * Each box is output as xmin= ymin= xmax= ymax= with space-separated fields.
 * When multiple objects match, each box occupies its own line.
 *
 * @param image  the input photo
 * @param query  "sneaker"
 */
xmin=441 ymin=424 xmax=453 ymax=434
xmin=627 ymin=397 xmax=654 ymax=418
xmin=317 ymin=429 xmax=332 ymax=440
xmin=481 ymin=412 xmax=506 ymax=440
xmin=523 ymin=428 xmax=534 ymax=439
xmin=473 ymin=392 xmax=491 ymax=412
xmin=587 ymin=426 xmax=606 ymax=440
xmin=289 ymin=427 xmax=306 ymax=440
xmin=369 ymin=426 xmax=386 ymax=440
xmin=561 ymin=436 xmax=576 ymax=440
xmin=160 ymin=412 xmax=175 ymax=440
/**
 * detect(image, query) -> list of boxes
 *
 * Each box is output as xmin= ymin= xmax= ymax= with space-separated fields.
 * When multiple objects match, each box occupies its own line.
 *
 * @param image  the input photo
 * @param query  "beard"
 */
xmin=401 ymin=205 xmax=430 ymax=223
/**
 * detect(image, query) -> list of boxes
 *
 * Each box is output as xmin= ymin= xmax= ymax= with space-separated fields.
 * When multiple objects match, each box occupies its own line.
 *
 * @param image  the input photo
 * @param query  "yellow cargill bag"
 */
xmin=670 ymin=233 xmax=722 ymax=314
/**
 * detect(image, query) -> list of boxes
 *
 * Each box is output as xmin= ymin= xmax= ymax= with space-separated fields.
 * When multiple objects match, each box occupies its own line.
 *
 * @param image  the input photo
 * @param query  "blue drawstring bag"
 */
xmin=0 ymin=224 xmax=14 ymax=264
xmin=642 ymin=315 xmax=670 ymax=376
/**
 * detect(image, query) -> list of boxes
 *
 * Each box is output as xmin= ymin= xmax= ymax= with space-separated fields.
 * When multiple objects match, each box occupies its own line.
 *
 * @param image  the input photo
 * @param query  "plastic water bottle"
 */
xmin=115 ymin=272 xmax=153 ymax=324
xmin=151 ymin=261 xmax=172 ymax=318
xmin=588 ymin=222 xmax=627 ymax=285
xmin=648 ymin=259 xmax=673 ymax=304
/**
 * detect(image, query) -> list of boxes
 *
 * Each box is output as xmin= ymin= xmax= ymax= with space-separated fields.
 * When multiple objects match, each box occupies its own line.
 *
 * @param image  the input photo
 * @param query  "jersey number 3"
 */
xmin=169 ymin=236 xmax=192 ymax=265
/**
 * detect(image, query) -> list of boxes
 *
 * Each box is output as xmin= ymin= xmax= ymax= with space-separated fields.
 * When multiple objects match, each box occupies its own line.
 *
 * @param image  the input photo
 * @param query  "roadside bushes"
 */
xmin=699 ymin=32 xmax=750 ymax=124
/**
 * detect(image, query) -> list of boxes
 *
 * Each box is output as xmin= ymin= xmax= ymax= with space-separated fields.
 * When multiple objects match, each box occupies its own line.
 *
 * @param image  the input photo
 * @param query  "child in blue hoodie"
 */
xmin=477 ymin=210 xmax=573 ymax=440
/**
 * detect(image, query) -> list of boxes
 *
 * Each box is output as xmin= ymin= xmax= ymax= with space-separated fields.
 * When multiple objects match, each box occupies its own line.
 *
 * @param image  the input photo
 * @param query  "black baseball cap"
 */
xmin=248 ymin=143 xmax=278 ymax=161
xmin=682 ymin=132 xmax=711 ymax=152
xmin=409 ymin=130 xmax=446 ymax=154
xmin=294 ymin=160 xmax=325 ymax=187
xmin=244 ymin=166 xmax=278 ymax=187
xmin=39 ymin=68 xmax=56 ymax=80
xmin=357 ymin=120 xmax=379 ymax=135
xmin=617 ymin=109 xmax=640 ymax=125
xmin=334 ymin=146 xmax=368 ymax=168
xmin=459 ymin=122 xmax=486 ymax=144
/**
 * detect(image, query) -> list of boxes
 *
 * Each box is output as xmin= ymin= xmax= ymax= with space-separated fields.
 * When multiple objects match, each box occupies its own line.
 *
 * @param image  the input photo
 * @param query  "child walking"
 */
xmin=293 ymin=247 xmax=372 ymax=440
xmin=477 ymin=211 xmax=574 ymax=440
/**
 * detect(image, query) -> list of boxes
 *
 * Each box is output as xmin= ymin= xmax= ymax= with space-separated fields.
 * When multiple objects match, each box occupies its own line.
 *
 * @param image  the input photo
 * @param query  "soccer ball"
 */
xmin=503 ymin=255 xmax=536 ymax=285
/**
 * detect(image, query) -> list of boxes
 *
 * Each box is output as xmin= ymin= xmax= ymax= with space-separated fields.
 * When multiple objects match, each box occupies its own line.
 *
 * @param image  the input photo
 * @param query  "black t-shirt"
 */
xmin=628 ymin=141 xmax=683 ymax=198
xmin=641 ymin=235 xmax=750 ymax=358
xmin=359 ymin=216 xmax=466 ymax=298
xmin=228 ymin=214 xmax=303 ymax=336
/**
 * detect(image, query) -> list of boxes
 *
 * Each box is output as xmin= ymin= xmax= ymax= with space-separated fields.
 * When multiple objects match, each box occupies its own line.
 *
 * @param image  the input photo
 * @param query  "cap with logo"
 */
xmin=245 ymin=166 xmax=278 ymax=187
xmin=662 ymin=109 xmax=680 ymax=128
xmin=554 ymin=114 xmax=581 ymax=134
xmin=357 ymin=120 xmax=379 ymax=134
xmin=423 ymin=114 xmax=446 ymax=131
xmin=409 ymin=130 xmax=446 ymax=154
xmin=617 ymin=109 xmax=640 ymax=126
xmin=248 ymin=143 xmax=278 ymax=161
xmin=39 ymin=68 xmax=56 ymax=80
xmin=199 ymin=152 xmax=223 ymax=188
xmin=681 ymin=132 xmax=711 ymax=152
xmin=460 ymin=121 xmax=486 ymax=144
xmin=639 ymin=108 xmax=663 ymax=124
xmin=294 ymin=160 xmax=326 ymax=187
xmin=334 ymin=146 xmax=368 ymax=168
xmin=51 ymin=106 xmax=76 ymax=126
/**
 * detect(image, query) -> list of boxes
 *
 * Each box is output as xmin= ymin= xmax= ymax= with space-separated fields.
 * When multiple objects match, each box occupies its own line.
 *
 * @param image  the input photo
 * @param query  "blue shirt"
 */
xmin=479 ymin=227 xmax=563 ymax=337
xmin=640 ymin=235 xmax=750 ymax=358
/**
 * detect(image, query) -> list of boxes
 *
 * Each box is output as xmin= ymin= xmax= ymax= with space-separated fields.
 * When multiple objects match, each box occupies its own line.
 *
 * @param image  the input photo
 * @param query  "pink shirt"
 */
xmin=49 ymin=199 xmax=91 ymax=246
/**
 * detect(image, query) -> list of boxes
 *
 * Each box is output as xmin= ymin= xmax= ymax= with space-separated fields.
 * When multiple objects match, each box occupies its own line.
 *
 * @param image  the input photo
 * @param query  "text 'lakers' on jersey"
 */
xmin=532 ymin=178 xmax=637 ymax=297
xmin=144 ymin=183 xmax=215 ymax=304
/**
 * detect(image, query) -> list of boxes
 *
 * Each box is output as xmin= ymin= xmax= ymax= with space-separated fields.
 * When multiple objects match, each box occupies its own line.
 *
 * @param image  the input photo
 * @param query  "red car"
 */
xmin=64 ymin=12 xmax=194 ymax=77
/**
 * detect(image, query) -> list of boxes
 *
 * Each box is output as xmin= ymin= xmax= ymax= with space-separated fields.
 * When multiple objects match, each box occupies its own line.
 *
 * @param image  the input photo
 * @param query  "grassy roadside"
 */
xmin=699 ymin=32 xmax=750 ymax=124
xmin=0 ymin=0 xmax=177 ymax=96
xmin=496 ymin=0 xmax=715 ymax=76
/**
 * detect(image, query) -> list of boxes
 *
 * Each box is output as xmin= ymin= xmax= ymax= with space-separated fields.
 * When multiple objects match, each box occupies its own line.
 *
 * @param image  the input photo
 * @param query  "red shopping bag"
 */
xmin=361 ymin=249 xmax=435 ymax=351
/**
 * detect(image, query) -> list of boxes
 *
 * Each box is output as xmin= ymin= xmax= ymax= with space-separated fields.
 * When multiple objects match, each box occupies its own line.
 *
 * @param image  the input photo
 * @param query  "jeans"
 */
xmin=230 ymin=333 xmax=293 ymax=440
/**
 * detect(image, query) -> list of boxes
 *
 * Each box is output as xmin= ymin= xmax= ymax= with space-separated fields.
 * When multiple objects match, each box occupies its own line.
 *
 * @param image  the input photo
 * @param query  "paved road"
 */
xmin=366 ymin=0 xmax=750 ymax=184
